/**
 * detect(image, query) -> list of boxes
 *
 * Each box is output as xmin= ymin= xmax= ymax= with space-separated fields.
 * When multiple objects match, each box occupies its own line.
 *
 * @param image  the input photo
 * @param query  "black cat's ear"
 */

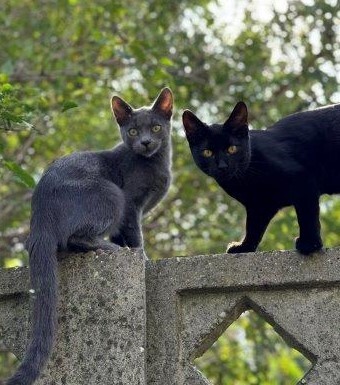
xmin=111 ymin=96 xmax=133 ymax=126
xmin=225 ymin=102 xmax=249 ymax=136
xmin=182 ymin=110 xmax=205 ymax=141
xmin=152 ymin=87 xmax=173 ymax=119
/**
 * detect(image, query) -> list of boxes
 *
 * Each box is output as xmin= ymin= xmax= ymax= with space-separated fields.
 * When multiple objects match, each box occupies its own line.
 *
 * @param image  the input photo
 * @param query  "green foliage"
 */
xmin=61 ymin=101 xmax=78 ymax=113
xmin=3 ymin=160 xmax=36 ymax=188
xmin=0 ymin=83 xmax=34 ymax=131
xmin=0 ymin=0 xmax=339 ymax=381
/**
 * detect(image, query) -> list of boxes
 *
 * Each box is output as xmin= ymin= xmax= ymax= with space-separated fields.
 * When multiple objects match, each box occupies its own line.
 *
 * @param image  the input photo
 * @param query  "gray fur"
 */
xmin=6 ymin=88 xmax=173 ymax=385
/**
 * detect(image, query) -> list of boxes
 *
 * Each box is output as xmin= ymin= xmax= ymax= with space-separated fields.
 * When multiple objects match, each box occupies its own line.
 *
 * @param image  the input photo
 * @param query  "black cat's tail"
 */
xmin=6 ymin=231 xmax=58 ymax=385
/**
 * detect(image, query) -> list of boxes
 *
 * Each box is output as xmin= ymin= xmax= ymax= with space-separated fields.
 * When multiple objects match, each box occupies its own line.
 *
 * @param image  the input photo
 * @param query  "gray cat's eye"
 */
xmin=152 ymin=125 xmax=162 ymax=133
xmin=128 ymin=128 xmax=138 ymax=137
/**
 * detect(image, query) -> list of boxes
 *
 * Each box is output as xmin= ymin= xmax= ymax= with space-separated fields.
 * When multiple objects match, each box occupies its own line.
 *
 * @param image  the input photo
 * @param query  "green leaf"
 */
xmin=3 ymin=160 xmax=36 ymax=188
xmin=61 ymin=100 xmax=78 ymax=112
xmin=159 ymin=57 xmax=174 ymax=67
xmin=2 ymin=111 xmax=23 ymax=123
xmin=1 ymin=83 xmax=13 ymax=93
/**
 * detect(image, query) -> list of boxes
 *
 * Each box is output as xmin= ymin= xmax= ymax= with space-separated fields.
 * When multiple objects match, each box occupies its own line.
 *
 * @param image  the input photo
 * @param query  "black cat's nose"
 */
xmin=218 ymin=159 xmax=228 ymax=169
xmin=141 ymin=139 xmax=151 ymax=147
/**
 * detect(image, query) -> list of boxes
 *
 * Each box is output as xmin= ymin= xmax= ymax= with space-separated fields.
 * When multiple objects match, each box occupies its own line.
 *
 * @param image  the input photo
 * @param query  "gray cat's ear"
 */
xmin=224 ymin=102 xmax=248 ymax=136
xmin=111 ymin=96 xmax=133 ymax=125
xmin=182 ymin=110 xmax=205 ymax=141
xmin=152 ymin=88 xmax=173 ymax=119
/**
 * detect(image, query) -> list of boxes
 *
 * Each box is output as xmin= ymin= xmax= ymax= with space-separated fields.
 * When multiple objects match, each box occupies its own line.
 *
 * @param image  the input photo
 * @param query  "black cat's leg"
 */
xmin=67 ymin=236 xmax=120 ymax=253
xmin=110 ymin=233 xmax=127 ymax=247
xmin=227 ymin=207 xmax=277 ymax=253
xmin=294 ymin=195 xmax=322 ymax=255
xmin=119 ymin=205 xmax=143 ymax=248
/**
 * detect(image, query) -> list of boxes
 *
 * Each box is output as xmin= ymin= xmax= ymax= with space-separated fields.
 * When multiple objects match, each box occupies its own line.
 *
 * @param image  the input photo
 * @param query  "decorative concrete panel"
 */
xmin=1 ymin=248 xmax=340 ymax=384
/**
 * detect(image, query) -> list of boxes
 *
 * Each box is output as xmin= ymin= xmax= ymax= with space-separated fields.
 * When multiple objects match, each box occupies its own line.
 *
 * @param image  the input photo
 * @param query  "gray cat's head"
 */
xmin=182 ymin=102 xmax=250 ymax=180
xmin=111 ymin=88 xmax=173 ymax=157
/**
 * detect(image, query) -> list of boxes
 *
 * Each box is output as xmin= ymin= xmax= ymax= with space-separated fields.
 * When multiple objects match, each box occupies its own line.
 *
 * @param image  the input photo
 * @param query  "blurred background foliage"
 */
xmin=0 ymin=0 xmax=339 ymax=382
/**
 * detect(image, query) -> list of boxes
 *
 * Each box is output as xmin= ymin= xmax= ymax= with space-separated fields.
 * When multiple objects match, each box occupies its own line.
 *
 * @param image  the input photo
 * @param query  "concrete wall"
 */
xmin=0 ymin=249 xmax=146 ymax=384
xmin=1 ymin=248 xmax=340 ymax=384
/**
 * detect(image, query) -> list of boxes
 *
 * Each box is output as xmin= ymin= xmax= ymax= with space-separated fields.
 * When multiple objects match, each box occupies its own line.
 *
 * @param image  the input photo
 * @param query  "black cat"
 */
xmin=7 ymin=88 xmax=173 ymax=385
xmin=182 ymin=101 xmax=340 ymax=255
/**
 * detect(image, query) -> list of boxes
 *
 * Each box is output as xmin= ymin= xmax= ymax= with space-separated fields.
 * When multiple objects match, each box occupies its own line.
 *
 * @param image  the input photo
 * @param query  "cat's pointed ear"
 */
xmin=226 ymin=102 xmax=248 ymax=126
xmin=111 ymin=96 xmax=133 ymax=126
xmin=182 ymin=110 xmax=205 ymax=141
xmin=152 ymin=87 xmax=173 ymax=119
xmin=225 ymin=102 xmax=249 ymax=136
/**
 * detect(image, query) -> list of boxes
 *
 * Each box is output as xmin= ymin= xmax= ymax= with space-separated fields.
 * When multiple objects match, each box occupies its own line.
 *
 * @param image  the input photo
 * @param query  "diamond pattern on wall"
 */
xmin=194 ymin=309 xmax=312 ymax=385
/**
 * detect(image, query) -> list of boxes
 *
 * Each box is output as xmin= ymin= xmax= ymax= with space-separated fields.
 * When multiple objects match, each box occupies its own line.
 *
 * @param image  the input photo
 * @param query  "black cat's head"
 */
xmin=182 ymin=102 xmax=250 ymax=180
xmin=111 ymin=88 xmax=173 ymax=157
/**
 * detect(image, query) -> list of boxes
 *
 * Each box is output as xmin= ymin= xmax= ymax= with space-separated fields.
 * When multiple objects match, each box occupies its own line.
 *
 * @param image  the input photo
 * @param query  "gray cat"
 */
xmin=6 ymin=88 xmax=173 ymax=385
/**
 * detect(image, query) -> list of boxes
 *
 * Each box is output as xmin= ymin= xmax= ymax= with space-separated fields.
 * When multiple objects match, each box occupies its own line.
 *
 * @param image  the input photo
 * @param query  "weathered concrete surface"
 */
xmin=0 ymin=248 xmax=146 ymax=385
xmin=146 ymin=248 xmax=340 ymax=385
xmin=1 ymin=247 xmax=340 ymax=384
xmin=0 ymin=267 xmax=30 ymax=359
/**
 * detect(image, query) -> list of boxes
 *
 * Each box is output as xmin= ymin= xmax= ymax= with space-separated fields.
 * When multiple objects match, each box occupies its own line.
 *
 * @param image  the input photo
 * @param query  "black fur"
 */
xmin=183 ymin=102 xmax=340 ymax=255
xmin=6 ymin=88 xmax=173 ymax=385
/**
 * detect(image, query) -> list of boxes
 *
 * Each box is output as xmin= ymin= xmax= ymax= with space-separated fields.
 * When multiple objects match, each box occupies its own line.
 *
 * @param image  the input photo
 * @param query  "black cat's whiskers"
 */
xmin=229 ymin=167 xmax=247 ymax=181
xmin=230 ymin=171 xmax=246 ymax=184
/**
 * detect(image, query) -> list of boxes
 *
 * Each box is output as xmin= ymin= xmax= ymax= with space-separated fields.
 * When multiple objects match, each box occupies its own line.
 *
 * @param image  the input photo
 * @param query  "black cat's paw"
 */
xmin=110 ymin=234 xmax=126 ymax=247
xmin=295 ymin=237 xmax=323 ymax=255
xmin=227 ymin=242 xmax=256 ymax=254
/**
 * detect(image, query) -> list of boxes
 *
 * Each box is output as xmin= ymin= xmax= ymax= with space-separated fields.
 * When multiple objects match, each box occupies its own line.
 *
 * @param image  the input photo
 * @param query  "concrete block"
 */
xmin=0 ymin=249 xmax=146 ymax=385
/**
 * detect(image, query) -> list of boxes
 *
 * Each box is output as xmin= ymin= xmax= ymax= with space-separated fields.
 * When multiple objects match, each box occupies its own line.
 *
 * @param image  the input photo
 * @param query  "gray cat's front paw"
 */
xmin=227 ymin=241 xmax=256 ymax=254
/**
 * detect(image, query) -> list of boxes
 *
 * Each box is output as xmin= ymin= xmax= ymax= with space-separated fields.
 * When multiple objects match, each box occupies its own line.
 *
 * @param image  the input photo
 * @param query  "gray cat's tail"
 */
xmin=6 ymin=231 xmax=58 ymax=385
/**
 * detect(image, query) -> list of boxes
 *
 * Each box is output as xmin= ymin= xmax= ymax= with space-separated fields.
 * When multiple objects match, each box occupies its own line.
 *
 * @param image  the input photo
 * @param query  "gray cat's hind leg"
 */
xmin=67 ymin=236 xmax=120 ymax=253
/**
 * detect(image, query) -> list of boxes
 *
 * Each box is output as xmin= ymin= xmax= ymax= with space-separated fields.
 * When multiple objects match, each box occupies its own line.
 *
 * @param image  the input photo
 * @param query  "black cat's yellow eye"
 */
xmin=227 ymin=145 xmax=238 ymax=154
xmin=152 ymin=125 xmax=162 ymax=133
xmin=128 ymin=128 xmax=138 ymax=137
xmin=202 ymin=149 xmax=213 ymax=158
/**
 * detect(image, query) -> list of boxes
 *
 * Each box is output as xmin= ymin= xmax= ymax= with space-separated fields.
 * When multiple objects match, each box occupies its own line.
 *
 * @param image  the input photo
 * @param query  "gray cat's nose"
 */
xmin=141 ymin=139 xmax=151 ymax=147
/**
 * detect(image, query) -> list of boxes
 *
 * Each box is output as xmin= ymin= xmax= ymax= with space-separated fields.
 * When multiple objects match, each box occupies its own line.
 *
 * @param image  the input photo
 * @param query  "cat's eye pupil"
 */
xmin=128 ymin=128 xmax=138 ymax=136
xmin=227 ymin=145 xmax=237 ymax=154
xmin=152 ymin=125 xmax=162 ymax=132
xmin=203 ymin=149 xmax=213 ymax=157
